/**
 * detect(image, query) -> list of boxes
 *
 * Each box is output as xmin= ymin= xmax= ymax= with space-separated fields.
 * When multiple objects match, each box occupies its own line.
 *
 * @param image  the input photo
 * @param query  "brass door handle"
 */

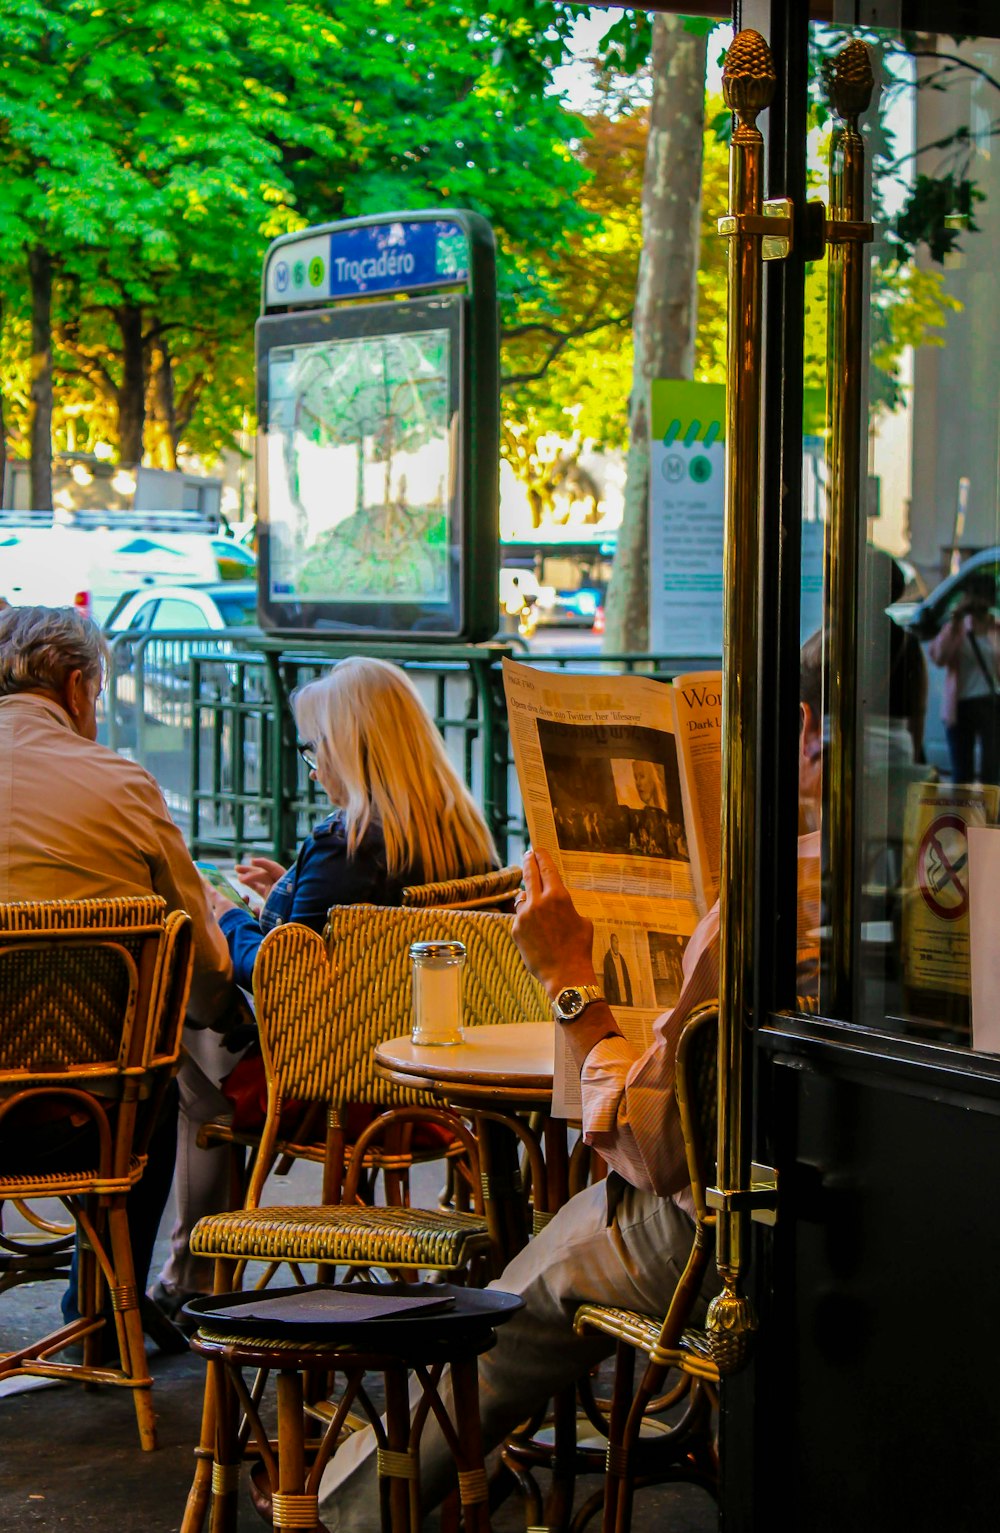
xmin=709 ymin=26 xmax=783 ymax=1377
xmin=822 ymin=40 xmax=876 ymax=1019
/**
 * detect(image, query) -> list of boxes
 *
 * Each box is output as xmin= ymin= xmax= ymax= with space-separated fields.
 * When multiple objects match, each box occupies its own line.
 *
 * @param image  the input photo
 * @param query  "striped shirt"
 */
xmin=580 ymin=832 xmax=821 ymax=1206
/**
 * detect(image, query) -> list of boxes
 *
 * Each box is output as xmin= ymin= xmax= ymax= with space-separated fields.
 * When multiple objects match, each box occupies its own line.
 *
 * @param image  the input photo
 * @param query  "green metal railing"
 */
xmin=97 ymin=629 xmax=712 ymax=860
xmin=181 ymin=637 xmax=710 ymax=863
xmin=99 ymin=628 xmax=255 ymax=826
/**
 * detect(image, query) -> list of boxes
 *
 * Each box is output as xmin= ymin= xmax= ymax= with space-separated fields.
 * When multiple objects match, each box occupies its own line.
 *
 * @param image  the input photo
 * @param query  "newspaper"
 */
xmin=502 ymin=659 xmax=722 ymax=1116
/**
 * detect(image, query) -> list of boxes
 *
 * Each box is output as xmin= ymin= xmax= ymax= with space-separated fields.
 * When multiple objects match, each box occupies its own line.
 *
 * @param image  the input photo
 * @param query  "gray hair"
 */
xmin=0 ymin=605 xmax=109 ymax=698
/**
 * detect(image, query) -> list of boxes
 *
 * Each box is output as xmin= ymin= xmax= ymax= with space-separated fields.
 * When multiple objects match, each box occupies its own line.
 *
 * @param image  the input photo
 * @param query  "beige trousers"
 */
xmin=156 ymin=1026 xmax=242 ymax=1295
xmin=318 ymin=1179 xmax=718 ymax=1530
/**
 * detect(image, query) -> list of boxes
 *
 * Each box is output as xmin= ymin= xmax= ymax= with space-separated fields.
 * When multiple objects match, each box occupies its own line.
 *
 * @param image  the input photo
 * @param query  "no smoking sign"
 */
xmin=917 ymin=813 xmax=970 ymax=921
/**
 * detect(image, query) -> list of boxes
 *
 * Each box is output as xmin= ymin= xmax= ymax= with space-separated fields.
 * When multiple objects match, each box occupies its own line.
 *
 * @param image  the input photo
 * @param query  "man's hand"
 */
xmin=513 ymin=849 xmax=597 ymax=1000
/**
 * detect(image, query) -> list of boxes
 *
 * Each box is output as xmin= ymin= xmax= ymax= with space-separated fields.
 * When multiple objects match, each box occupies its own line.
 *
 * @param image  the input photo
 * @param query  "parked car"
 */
xmin=102 ymin=582 xmax=260 ymax=741
xmin=104 ymin=581 xmax=259 ymax=635
xmin=888 ymin=547 xmax=999 ymax=641
xmin=533 ymin=583 xmax=605 ymax=629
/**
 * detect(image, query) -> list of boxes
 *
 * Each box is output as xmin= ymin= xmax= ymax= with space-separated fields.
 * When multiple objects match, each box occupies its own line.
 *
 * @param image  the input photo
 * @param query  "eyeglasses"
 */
xmin=297 ymin=741 xmax=318 ymax=772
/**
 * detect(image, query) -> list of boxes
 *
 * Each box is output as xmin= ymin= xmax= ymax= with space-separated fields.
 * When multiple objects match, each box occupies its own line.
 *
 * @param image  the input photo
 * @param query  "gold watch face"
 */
xmin=556 ymin=987 xmax=584 ymax=1018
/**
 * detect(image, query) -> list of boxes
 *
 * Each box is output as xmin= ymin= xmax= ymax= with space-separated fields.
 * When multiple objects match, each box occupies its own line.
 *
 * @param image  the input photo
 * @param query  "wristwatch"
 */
xmin=551 ymin=983 xmax=604 ymax=1023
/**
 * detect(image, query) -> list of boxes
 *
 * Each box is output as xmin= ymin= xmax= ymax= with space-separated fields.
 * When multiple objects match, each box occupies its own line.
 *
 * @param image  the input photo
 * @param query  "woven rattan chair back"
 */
xmin=673 ymin=1002 xmax=719 ymax=1227
xmin=255 ymin=905 xmax=548 ymax=1117
xmin=0 ymin=896 xmax=189 ymax=1075
xmin=0 ymin=896 xmax=194 ymax=1451
xmin=400 ymin=864 xmax=523 ymax=911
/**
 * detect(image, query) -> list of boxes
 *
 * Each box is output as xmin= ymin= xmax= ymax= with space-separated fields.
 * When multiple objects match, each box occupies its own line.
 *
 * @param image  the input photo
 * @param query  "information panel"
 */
xmin=649 ymin=380 xmax=727 ymax=656
xmin=649 ymin=378 xmax=825 ymax=654
xmin=256 ymin=211 xmax=498 ymax=641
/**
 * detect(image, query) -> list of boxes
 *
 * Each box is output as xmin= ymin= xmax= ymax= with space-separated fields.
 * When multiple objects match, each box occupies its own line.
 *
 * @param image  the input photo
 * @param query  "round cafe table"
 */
xmin=374 ymin=1023 xmax=563 ymax=1265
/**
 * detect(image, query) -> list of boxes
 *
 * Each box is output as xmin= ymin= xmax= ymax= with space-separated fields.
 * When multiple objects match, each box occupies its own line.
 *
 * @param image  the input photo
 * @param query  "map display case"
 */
xmin=255 ymin=211 xmax=498 ymax=641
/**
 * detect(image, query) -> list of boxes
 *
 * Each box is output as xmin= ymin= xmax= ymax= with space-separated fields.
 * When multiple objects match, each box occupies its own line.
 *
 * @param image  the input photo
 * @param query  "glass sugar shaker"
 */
xmin=409 ymin=940 xmax=466 ymax=1046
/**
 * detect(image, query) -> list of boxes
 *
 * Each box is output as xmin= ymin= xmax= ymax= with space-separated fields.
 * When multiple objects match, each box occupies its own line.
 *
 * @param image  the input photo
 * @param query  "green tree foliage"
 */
xmin=0 ymin=0 xmax=587 ymax=485
xmin=498 ymin=86 xmax=730 ymax=528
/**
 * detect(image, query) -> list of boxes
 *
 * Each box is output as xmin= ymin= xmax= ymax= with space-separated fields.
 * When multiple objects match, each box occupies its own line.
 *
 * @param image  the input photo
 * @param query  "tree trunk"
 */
xmin=604 ymin=16 xmax=707 ymax=653
xmin=117 ymin=303 xmax=146 ymax=465
xmin=147 ymin=325 xmax=178 ymax=470
xmin=0 ymin=294 xmax=6 ymax=510
xmin=27 ymin=248 xmax=54 ymax=511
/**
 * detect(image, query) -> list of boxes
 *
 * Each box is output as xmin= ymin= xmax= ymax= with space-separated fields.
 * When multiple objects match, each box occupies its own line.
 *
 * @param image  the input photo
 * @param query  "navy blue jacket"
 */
xmin=218 ymin=812 xmax=420 ymax=990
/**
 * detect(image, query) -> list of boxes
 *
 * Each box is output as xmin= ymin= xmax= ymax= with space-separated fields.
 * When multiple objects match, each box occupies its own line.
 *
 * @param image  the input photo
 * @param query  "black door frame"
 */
xmin=720 ymin=4 xmax=1000 ymax=1527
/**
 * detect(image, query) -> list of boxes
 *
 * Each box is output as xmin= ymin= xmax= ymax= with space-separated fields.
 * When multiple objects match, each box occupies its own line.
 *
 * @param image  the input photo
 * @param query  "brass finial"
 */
xmin=828 ymin=39 xmax=874 ymax=124
xmin=705 ymin=1284 xmax=758 ymax=1375
xmin=721 ymin=29 xmax=777 ymax=127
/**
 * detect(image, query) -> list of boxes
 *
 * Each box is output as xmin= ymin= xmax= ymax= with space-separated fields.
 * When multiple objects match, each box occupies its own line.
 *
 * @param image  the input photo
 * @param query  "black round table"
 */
xmin=184 ymin=1282 xmax=523 ymax=1533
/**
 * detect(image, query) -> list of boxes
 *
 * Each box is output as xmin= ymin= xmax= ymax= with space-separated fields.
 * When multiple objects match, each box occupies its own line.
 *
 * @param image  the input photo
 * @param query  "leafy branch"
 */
xmin=501 ymin=308 xmax=632 ymax=388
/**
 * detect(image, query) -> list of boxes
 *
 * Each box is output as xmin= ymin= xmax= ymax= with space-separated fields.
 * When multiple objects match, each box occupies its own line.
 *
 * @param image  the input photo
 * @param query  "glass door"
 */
xmin=803 ymin=15 xmax=1000 ymax=1047
xmin=711 ymin=5 xmax=1000 ymax=1528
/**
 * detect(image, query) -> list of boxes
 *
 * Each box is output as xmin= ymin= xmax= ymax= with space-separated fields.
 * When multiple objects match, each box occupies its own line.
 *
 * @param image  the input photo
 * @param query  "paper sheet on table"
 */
xmin=968 ymin=825 xmax=1000 ymax=1054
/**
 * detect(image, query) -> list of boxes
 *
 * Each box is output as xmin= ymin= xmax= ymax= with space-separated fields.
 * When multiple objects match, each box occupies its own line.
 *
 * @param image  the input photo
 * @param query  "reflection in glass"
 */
xmin=800 ymin=25 xmax=1000 ymax=1046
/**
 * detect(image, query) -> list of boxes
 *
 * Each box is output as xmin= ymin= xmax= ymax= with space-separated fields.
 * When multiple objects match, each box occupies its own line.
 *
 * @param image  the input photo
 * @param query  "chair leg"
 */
xmin=208 ymin=1357 xmax=240 ymax=1533
xmin=76 ymin=1198 xmax=103 ymax=1367
xmin=183 ymin=1260 xmax=235 ymax=1533
xmin=601 ymin=1341 xmax=637 ymax=1533
xmin=182 ymin=1364 xmax=219 ymax=1533
xmin=105 ymin=1201 xmax=157 ymax=1452
xmin=613 ymin=1359 xmax=668 ymax=1533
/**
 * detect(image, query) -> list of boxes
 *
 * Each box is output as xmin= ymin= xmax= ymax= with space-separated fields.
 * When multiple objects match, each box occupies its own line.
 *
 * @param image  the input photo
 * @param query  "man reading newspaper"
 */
xmin=319 ymin=649 xmax=823 ymax=1530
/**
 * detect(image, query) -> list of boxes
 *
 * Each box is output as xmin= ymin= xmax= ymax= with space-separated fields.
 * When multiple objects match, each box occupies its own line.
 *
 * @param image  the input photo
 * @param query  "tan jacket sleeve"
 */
xmin=136 ymin=773 xmax=235 ymax=1027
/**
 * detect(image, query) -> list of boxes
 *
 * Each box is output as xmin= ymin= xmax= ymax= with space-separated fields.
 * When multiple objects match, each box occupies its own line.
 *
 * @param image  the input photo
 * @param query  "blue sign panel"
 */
xmin=326 ymin=219 xmax=469 ymax=298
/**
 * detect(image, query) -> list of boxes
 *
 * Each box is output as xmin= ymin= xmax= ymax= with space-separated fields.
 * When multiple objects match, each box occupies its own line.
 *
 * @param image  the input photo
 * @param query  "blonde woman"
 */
xmin=207 ymin=655 xmax=499 ymax=982
xmin=153 ymin=658 xmax=498 ymax=1320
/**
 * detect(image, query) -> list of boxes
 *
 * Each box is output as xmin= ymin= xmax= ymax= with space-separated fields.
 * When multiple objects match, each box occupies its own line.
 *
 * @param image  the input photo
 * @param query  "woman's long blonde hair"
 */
xmin=292 ymin=657 xmax=498 ymax=881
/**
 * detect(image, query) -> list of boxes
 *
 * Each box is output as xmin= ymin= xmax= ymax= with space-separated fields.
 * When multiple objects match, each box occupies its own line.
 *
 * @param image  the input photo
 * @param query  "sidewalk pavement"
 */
xmin=1 ymin=1162 xmax=718 ymax=1532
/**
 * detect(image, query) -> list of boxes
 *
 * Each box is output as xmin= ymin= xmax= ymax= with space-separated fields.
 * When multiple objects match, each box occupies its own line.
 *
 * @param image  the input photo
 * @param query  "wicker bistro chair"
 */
xmin=400 ymin=864 xmax=524 ymax=912
xmin=198 ymin=865 xmax=527 ymax=1198
xmin=567 ymin=1003 xmax=721 ymax=1533
xmin=0 ymin=896 xmax=193 ymax=1452
xmin=183 ymin=908 xmax=546 ymax=1533
xmin=317 ymin=905 xmax=550 ymax=1215
xmin=189 ymin=906 xmax=550 ymax=1280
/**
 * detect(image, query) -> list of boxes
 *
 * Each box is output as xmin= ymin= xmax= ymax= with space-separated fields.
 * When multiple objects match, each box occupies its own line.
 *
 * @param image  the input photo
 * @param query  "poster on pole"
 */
xmin=648 ymin=380 xmax=726 ymax=657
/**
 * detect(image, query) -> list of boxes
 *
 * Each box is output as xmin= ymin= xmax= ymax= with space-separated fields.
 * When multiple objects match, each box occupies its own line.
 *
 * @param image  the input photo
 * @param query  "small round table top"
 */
xmin=374 ymin=1021 xmax=554 ymax=1099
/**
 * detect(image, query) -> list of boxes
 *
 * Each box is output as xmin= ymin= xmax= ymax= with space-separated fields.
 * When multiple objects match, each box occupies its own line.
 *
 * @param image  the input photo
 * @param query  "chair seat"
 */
xmin=0 ymin=1152 xmax=147 ymax=1200
xmin=191 ymin=1203 xmax=492 ymax=1271
xmin=574 ymin=1303 xmax=719 ymax=1381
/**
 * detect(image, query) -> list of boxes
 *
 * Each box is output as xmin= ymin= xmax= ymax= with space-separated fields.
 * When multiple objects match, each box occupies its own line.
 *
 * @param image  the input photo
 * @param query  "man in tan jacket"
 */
xmin=0 ymin=604 xmax=236 ymax=1319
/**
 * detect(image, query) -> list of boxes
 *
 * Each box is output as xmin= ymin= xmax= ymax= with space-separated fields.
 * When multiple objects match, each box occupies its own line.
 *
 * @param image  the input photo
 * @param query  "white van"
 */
xmin=0 ymin=511 xmax=256 ymax=621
